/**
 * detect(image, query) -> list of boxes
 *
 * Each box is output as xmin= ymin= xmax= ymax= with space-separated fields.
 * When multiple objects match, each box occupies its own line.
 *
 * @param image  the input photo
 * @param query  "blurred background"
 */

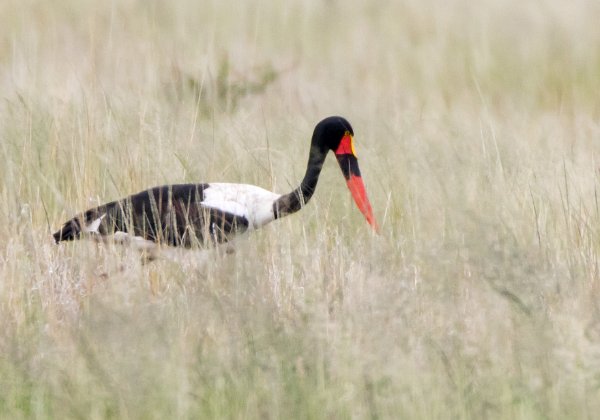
xmin=1 ymin=0 xmax=600 ymax=418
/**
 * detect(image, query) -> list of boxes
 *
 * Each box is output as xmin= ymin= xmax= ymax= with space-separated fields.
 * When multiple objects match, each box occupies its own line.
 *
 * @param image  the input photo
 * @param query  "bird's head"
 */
xmin=312 ymin=116 xmax=379 ymax=232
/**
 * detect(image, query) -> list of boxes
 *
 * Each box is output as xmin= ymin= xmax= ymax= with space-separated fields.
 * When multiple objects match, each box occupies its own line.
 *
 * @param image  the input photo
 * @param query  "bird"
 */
xmin=53 ymin=116 xmax=379 ymax=251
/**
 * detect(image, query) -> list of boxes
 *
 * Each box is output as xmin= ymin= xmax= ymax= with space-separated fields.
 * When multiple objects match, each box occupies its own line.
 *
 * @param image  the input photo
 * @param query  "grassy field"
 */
xmin=1 ymin=0 xmax=600 ymax=418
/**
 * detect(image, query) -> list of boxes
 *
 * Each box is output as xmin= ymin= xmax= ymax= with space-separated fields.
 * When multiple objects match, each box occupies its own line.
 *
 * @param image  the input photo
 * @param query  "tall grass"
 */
xmin=1 ymin=0 xmax=600 ymax=418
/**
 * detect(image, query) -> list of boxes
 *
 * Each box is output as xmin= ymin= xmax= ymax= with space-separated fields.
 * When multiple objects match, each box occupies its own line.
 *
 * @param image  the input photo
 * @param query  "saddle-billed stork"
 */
xmin=53 ymin=116 xmax=378 ymax=249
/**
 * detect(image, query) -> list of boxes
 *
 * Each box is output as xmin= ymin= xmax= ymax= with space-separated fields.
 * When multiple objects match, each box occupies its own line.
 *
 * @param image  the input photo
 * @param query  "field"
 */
xmin=1 ymin=0 xmax=600 ymax=418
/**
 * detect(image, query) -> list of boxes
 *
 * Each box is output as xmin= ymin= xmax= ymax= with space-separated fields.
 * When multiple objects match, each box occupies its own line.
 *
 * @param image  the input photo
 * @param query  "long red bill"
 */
xmin=346 ymin=174 xmax=380 ymax=232
xmin=335 ymin=135 xmax=379 ymax=232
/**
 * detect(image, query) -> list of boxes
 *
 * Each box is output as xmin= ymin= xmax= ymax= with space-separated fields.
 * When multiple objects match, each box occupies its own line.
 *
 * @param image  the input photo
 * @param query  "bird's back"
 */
xmin=53 ymin=183 xmax=256 ymax=247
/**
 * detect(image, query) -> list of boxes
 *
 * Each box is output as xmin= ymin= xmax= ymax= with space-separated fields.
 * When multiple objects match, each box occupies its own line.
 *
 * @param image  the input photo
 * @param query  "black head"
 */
xmin=311 ymin=116 xmax=354 ymax=152
xmin=304 ymin=116 xmax=379 ymax=231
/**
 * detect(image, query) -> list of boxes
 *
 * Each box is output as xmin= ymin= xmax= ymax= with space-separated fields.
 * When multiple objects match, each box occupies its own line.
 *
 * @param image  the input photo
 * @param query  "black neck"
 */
xmin=273 ymin=145 xmax=327 ymax=219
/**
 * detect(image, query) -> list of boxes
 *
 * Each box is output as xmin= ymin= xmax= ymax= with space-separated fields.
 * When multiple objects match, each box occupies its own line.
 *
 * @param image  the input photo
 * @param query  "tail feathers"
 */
xmin=53 ymin=218 xmax=82 ymax=243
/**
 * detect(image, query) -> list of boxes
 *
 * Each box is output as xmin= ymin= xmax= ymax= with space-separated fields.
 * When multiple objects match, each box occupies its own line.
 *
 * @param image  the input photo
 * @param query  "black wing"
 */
xmin=53 ymin=184 xmax=250 ymax=247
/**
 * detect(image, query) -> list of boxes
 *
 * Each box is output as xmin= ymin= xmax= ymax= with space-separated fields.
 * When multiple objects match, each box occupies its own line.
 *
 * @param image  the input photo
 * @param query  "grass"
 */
xmin=1 ymin=0 xmax=600 ymax=418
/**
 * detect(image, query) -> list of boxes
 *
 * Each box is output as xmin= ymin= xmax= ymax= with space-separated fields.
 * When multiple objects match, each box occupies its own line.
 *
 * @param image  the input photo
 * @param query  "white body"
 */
xmin=201 ymin=183 xmax=281 ymax=229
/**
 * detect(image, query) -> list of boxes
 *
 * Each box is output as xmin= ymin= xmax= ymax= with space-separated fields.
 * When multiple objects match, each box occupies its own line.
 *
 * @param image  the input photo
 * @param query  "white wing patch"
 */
xmin=83 ymin=213 xmax=106 ymax=233
xmin=202 ymin=183 xmax=281 ymax=228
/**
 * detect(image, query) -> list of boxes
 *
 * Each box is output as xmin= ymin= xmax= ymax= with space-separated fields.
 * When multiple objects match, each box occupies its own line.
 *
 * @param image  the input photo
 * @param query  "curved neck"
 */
xmin=273 ymin=145 xmax=327 ymax=219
